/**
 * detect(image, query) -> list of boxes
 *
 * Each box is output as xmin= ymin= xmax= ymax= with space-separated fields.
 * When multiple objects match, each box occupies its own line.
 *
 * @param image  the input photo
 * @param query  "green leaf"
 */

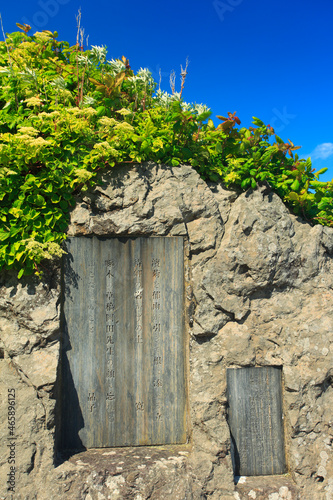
xmin=35 ymin=194 xmax=46 ymax=206
xmin=15 ymin=249 xmax=26 ymax=261
xmin=318 ymin=198 xmax=330 ymax=210
xmin=241 ymin=178 xmax=251 ymax=189
xmin=18 ymin=268 xmax=24 ymax=279
xmin=34 ymin=220 xmax=42 ymax=229
xmin=96 ymin=106 xmax=106 ymax=117
xmin=59 ymin=200 xmax=68 ymax=210
xmin=252 ymin=117 xmax=264 ymax=127
xmin=286 ymin=192 xmax=299 ymax=201
xmin=314 ymin=167 xmax=328 ymax=179
xmin=197 ymin=110 xmax=212 ymax=122
xmin=207 ymin=119 xmax=215 ymax=130
xmin=8 ymin=207 xmax=22 ymax=218
xmin=44 ymin=214 xmax=54 ymax=226
xmin=0 ymin=230 xmax=10 ymax=241
xmin=51 ymin=194 xmax=61 ymax=203
xmin=290 ymin=179 xmax=300 ymax=191
xmin=209 ymin=173 xmax=219 ymax=182
xmin=257 ymin=172 xmax=268 ymax=181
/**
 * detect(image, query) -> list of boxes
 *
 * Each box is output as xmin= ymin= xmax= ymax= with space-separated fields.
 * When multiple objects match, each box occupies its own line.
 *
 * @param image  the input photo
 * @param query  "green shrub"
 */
xmin=0 ymin=27 xmax=332 ymax=277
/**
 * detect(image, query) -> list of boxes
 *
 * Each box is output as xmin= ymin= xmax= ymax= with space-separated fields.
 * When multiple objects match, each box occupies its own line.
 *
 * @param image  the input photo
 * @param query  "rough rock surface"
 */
xmin=0 ymin=162 xmax=332 ymax=499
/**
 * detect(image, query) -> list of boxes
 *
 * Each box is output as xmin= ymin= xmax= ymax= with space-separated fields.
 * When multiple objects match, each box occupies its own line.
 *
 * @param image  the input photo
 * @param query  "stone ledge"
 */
xmin=235 ymin=474 xmax=298 ymax=500
xmin=56 ymin=443 xmax=192 ymax=470
xmin=51 ymin=445 xmax=194 ymax=499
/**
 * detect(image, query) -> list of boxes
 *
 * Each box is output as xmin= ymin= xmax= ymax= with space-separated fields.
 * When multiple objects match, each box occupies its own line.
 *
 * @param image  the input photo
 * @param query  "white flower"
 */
xmin=77 ymin=54 xmax=92 ymax=66
xmin=50 ymin=76 xmax=67 ymax=90
xmin=80 ymin=107 xmax=97 ymax=117
xmin=25 ymin=239 xmax=64 ymax=259
xmin=83 ymin=96 xmax=96 ymax=107
xmin=98 ymin=116 xmax=117 ymax=127
xmin=17 ymin=126 xmax=39 ymax=136
xmin=90 ymin=45 xmax=107 ymax=63
xmin=154 ymin=89 xmax=173 ymax=107
xmin=93 ymin=141 xmax=113 ymax=150
xmin=24 ymin=96 xmax=43 ymax=107
xmin=137 ymin=68 xmax=153 ymax=83
xmin=127 ymin=76 xmax=139 ymax=84
xmin=193 ymin=103 xmax=211 ymax=115
xmin=19 ymin=67 xmax=37 ymax=82
xmin=113 ymin=122 xmax=134 ymax=132
xmin=108 ymin=58 xmax=126 ymax=76
xmin=116 ymin=108 xmax=132 ymax=116
xmin=182 ymin=101 xmax=191 ymax=111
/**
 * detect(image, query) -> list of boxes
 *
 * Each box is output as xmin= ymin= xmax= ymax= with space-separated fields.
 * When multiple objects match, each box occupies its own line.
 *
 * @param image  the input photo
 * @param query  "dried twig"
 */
xmin=76 ymin=8 xmax=81 ymax=46
xmin=75 ymin=10 xmax=81 ymax=105
xmin=0 ymin=13 xmax=12 ymax=69
xmin=79 ymin=26 xmax=85 ymax=50
xmin=75 ymin=9 xmax=87 ymax=107
xmin=179 ymin=57 xmax=189 ymax=100
xmin=169 ymin=58 xmax=189 ymax=98
xmin=158 ymin=68 xmax=162 ymax=92
xmin=169 ymin=69 xmax=176 ymax=95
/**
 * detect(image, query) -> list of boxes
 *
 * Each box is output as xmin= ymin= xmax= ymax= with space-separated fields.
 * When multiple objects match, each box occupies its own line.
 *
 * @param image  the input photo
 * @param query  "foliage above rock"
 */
xmin=0 ymin=27 xmax=332 ymax=276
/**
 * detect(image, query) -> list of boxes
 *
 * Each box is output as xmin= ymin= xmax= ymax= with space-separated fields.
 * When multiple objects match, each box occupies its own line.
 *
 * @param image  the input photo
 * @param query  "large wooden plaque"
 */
xmin=227 ymin=367 xmax=286 ymax=476
xmin=60 ymin=237 xmax=186 ymax=450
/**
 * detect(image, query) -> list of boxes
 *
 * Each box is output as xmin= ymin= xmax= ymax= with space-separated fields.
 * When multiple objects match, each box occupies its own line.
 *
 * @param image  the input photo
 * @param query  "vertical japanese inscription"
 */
xmin=105 ymin=259 xmax=115 ymax=422
xmin=88 ymin=265 xmax=95 ymax=336
xmin=134 ymin=259 xmax=143 ymax=344
xmin=87 ymin=265 xmax=97 ymax=415
xmin=134 ymin=257 xmax=145 ymax=420
xmin=152 ymin=257 xmax=163 ymax=422
xmin=88 ymin=392 xmax=96 ymax=413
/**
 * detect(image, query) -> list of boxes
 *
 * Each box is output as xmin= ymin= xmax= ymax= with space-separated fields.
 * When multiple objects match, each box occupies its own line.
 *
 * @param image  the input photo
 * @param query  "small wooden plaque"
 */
xmin=227 ymin=366 xmax=286 ymax=476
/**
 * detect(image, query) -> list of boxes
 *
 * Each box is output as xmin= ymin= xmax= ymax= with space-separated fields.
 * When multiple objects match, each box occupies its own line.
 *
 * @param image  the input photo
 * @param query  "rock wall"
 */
xmin=0 ymin=162 xmax=332 ymax=499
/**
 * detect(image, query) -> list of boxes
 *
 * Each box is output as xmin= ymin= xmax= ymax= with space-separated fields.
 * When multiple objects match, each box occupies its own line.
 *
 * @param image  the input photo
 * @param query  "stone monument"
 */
xmin=60 ymin=236 xmax=187 ymax=449
xmin=0 ymin=163 xmax=332 ymax=499
xmin=227 ymin=366 xmax=286 ymax=476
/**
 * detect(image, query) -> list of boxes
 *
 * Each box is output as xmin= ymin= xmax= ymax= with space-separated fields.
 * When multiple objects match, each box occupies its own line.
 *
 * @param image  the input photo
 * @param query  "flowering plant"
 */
xmin=0 ymin=27 xmax=331 ymax=277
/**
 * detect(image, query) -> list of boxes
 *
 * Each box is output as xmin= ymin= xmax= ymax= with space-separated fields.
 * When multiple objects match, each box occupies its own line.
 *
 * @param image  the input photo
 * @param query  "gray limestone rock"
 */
xmin=0 ymin=163 xmax=332 ymax=499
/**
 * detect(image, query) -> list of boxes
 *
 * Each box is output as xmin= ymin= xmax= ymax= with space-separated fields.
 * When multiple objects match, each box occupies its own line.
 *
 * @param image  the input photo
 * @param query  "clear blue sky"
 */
xmin=1 ymin=0 xmax=333 ymax=181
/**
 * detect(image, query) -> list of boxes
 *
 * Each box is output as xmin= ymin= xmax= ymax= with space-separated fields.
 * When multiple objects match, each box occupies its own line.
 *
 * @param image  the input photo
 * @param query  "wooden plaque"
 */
xmin=227 ymin=367 xmax=286 ymax=476
xmin=60 ymin=237 xmax=186 ymax=449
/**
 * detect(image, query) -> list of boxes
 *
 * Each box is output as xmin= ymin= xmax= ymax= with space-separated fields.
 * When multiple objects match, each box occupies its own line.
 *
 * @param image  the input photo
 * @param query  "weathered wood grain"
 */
xmin=60 ymin=237 xmax=186 ymax=449
xmin=227 ymin=367 xmax=286 ymax=476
